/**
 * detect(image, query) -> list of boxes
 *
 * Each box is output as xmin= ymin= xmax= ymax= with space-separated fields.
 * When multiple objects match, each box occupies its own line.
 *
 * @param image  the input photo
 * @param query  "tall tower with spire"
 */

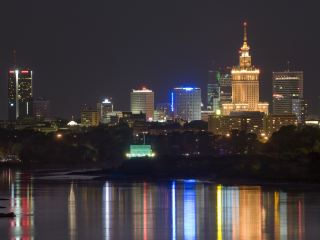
xmin=222 ymin=22 xmax=269 ymax=115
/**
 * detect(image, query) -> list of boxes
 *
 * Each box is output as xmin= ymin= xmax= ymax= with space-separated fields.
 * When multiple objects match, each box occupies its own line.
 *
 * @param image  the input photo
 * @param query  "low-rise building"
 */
xmin=266 ymin=114 xmax=298 ymax=136
xmin=81 ymin=109 xmax=100 ymax=127
xmin=208 ymin=111 xmax=265 ymax=135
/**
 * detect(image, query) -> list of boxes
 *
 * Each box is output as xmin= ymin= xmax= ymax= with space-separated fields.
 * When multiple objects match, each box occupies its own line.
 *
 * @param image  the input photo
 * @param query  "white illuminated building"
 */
xmin=130 ymin=87 xmax=154 ymax=121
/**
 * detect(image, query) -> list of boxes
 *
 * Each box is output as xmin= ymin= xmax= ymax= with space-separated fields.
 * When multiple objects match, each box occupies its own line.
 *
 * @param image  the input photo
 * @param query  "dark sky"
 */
xmin=0 ymin=0 xmax=319 ymax=119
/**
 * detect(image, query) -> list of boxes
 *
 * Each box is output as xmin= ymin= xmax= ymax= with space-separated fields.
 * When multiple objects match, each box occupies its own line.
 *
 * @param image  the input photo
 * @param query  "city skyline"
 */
xmin=0 ymin=0 xmax=318 ymax=119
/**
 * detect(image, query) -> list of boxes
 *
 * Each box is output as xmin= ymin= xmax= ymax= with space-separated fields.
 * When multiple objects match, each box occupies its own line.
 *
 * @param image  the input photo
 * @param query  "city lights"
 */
xmin=56 ymin=133 xmax=63 ymax=139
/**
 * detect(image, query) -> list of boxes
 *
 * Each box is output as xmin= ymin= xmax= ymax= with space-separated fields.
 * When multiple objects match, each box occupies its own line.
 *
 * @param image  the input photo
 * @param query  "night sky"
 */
xmin=0 ymin=0 xmax=319 ymax=119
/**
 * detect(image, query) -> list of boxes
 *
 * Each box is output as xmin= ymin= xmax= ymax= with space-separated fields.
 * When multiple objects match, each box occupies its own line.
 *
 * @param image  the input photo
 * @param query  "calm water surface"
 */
xmin=0 ymin=170 xmax=320 ymax=240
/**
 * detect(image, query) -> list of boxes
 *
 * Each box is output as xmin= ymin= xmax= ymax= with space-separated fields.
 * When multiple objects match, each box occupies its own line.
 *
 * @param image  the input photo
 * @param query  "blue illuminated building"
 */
xmin=171 ymin=87 xmax=201 ymax=122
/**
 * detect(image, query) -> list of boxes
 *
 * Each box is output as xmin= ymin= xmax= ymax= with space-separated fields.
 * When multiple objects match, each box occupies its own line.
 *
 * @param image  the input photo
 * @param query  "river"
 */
xmin=0 ymin=170 xmax=319 ymax=239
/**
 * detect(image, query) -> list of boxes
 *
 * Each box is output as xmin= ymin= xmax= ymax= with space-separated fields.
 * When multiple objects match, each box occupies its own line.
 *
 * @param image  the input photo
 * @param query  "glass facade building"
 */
xmin=171 ymin=87 xmax=201 ymax=122
xmin=97 ymin=98 xmax=113 ymax=124
xmin=272 ymin=71 xmax=304 ymax=121
xmin=207 ymin=68 xmax=232 ymax=112
xmin=8 ymin=68 xmax=33 ymax=121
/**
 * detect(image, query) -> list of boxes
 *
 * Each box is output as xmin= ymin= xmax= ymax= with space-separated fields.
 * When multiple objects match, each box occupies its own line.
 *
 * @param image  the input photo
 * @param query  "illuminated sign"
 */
xmin=182 ymin=87 xmax=194 ymax=91
xmin=21 ymin=70 xmax=29 ymax=74
xmin=171 ymin=92 xmax=174 ymax=112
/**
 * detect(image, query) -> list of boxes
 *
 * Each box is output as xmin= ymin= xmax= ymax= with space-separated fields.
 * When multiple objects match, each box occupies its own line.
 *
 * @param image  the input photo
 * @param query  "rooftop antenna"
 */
xmin=12 ymin=49 xmax=17 ymax=68
xmin=287 ymin=60 xmax=290 ymax=71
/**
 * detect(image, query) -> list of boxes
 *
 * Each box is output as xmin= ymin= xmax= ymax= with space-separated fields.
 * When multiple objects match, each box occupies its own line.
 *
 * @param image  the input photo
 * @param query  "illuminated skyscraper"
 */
xmin=218 ymin=68 xmax=232 ymax=106
xmin=207 ymin=67 xmax=232 ymax=112
xmin=171 ymin=87 xmax=201 ymax=122
xmin=130 ymin=87 xmax=154 ymax=121
xmin=222 ymin=23 xmax=269 ymax=115
xmin=272 ymin=71 xmax=304 ymax=122
xmin=97 ymin=98 xmax=113 ymax=124
xmin=8 ymin=68 xmax=33 ymax=121
xmin=207 ymin=83 xmax=220 ymax=112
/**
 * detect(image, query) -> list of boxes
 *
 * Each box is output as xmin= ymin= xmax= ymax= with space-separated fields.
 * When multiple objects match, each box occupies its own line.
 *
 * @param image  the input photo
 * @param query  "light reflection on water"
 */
xmin=0 ymin=170 xmax=317 ymax=239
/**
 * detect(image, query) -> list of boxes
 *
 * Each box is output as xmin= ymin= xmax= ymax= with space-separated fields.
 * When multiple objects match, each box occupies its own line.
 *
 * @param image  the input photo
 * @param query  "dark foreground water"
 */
xmin=0 ymin=170 xmax=320 ymax=240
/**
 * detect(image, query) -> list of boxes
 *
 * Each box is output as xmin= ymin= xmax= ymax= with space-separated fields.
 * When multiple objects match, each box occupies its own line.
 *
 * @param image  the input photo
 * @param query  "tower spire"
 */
xmin=243 ymin=22 xmax=248 ymax=46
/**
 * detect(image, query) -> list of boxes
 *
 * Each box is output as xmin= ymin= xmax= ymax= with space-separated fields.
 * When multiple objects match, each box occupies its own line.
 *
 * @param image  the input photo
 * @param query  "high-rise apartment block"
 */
xmin=8 ymin=68 xmax=33 ymax=121
xmin=130 ymin=87 xmax=154 ymax=121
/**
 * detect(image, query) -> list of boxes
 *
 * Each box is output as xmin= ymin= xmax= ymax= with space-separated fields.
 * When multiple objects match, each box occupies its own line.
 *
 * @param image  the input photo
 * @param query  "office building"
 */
xmin=119 ymin=112 xmax=146 ymax=127
xmin=207 ymin=67 xmax=232 ymax=112
xmin=222 ymin=22 xmax=269 ymax=115
xmin=33 ymin=97 xmax=50 ymax=119
xmin=8 ymin=68 xmax=33 ymax=121
xmin=219 ymin=68 xmax=233 ymax=106
xmin=207 ymin=83 xmax=220 ymax=112
xmin=155 ymin=103 xmax=171 ymax=121
xmin=207 ymin=69 xmax=220 ymax=111
xmin=272 ymin=70 xmax=304 ymax=122
xmin=171 ymin=87 xmax=201 ymax=122
xmin=97 ymin=98 xmax=113 ymax=124
xmin=81 ymin=108 xmax=100 ymax=127
xmin=130 ymin=87 xmax=154 ymax=121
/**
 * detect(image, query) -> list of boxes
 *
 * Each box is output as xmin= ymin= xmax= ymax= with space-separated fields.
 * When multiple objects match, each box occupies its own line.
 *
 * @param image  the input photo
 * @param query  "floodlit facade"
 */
xmin=130 ymin=87 xmax=154 ymax=121
xmin=272 ymin=71 xmax=304 ymax=122
xmin=81 ymin=109 xmax=100 ymax=127
xmin=171 ymin=87 xmax=201 ymax=122
xmin=208 ymin=111 xmax=265 ymax=135
xmin=8 ymin=68 xmax=33 ymax=121
xmin=222 ymin=22 xmax=269 ymax=116
xmin=126 ymin=145 xmax=155 ymax=158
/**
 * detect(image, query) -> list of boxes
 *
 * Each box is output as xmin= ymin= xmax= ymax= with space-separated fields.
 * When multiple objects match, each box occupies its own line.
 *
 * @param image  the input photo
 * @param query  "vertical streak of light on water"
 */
xmin=143 ymin=183 xmax=147 ymax=240
xmin=172 ymin=181 xmax=176 ymax=240
xmin=103 ymin=182 xmax=110 ymax=240
xmin=68 ymin=183 xmax=76 ymax=240
xmin=217 ymin=185 xmax=223 ymax=240
xmin=280 ymin=192 xmax=287 ymax=240
xmin=184 ymin=181 xmax=196 ymax=240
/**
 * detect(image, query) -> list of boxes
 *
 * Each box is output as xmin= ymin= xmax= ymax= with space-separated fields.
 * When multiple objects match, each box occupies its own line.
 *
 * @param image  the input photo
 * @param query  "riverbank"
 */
xmin=2 ymin=153 xmax=320 ymax=184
